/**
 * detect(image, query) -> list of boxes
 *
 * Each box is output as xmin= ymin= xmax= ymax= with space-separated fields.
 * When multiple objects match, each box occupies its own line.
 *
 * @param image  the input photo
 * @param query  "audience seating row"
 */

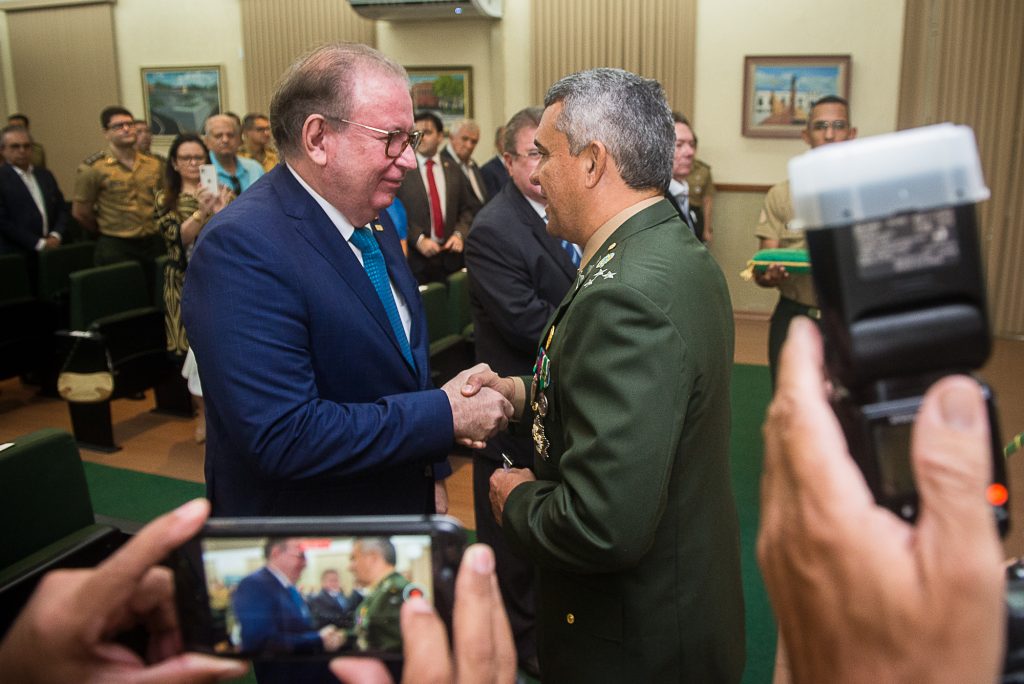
xmin=420 ymin=269 xmax=475 ymax=386
xmin=0 ymin=428 xmax=126 ymax=638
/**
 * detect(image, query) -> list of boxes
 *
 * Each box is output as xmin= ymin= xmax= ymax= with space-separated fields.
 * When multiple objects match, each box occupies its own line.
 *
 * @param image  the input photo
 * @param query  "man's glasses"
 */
xmin=4 ymin=143 xmax=31 ymax=150
xmin=326 ymin=116 xmax=422 ymax=158
xmin=509 ymin=149 xmax=542 ymax=160
xmin=176 ymin=155 xmax=207 ymax=165
xmin=106 ymin=121 xmax=135 ymax=132
xmin=810 ymin=120 xmax=850 ymax=132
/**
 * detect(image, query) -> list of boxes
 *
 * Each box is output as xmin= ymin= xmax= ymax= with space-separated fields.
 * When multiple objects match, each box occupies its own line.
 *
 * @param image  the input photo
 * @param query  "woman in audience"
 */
xmin=156 ymin=133 xmax=232 ymax=443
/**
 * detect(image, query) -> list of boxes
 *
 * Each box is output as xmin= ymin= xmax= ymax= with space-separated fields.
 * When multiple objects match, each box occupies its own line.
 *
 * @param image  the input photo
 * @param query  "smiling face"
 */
xmin=320 ymin=68 xmax=417 ymax=227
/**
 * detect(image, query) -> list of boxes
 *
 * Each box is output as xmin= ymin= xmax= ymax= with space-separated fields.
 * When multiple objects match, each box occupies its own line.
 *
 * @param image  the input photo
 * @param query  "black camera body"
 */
xmin=790 ymin=124 xmax=1009 ymax=533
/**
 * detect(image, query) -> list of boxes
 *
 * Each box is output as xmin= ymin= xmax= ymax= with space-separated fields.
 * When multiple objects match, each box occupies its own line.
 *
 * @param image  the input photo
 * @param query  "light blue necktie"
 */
xmin=349 ymin=226 xmax=415 ymax=370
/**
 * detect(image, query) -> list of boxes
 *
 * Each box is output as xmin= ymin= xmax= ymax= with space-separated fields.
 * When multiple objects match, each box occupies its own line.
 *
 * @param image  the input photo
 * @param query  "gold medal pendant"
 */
xmin=532 ymin=413 xmax=549 ymax=460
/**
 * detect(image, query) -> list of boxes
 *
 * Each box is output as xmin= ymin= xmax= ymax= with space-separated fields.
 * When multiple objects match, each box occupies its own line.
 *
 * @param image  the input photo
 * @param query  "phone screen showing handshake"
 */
xmin=172 ymin=516 xmax=465 ymax=661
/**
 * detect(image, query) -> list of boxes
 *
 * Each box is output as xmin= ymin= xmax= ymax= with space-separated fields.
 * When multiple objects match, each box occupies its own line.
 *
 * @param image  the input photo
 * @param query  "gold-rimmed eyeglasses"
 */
xmin=810 ymin=120 xmax=850 ymax=132
xmin=325 ymin=116 xmax=423 ymax=158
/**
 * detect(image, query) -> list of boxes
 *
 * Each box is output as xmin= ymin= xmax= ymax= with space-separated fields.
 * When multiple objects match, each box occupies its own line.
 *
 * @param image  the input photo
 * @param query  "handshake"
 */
xmin=319 ymin=625 xmax=346 ymax=652
xmin=440 ymin=364 xmax=518 ymax=450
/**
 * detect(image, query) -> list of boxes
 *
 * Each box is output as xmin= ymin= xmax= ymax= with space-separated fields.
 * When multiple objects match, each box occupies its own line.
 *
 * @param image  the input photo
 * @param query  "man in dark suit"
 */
xmin=485 ymin=69 xmax=745 ymax=682
xmin=182 ymin=43 xmax=511 ymax=520
xmin=479 ymin=125 xmax=510 ymax=199
xmin=441 ymin=118 xmax=488 ymax=209
xmin=307 ymin=568 xmax=357 ymax=630
xmin=0 ymin=125 xmax=68 ymax=269
xmin=463 ymin=106 xmax=575 ymax=676
xmin=399 ymin=111 xmax=476 ymax=284
xmin=232 ymin=538 xmax=343 ymax=682
xmin=667 ymin=112 xmax=706 ymax=241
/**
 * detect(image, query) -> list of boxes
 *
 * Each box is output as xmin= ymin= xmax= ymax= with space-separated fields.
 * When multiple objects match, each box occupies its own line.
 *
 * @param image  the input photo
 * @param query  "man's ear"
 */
xmin=303 ymin=115 xmax=330 ymax=166
xmin=582 ymin=141 xmax=609 ymax=189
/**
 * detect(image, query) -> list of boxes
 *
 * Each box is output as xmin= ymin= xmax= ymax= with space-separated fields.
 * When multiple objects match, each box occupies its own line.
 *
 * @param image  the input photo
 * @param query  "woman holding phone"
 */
xmin=156 ymin=133 xmax=233 ymax=443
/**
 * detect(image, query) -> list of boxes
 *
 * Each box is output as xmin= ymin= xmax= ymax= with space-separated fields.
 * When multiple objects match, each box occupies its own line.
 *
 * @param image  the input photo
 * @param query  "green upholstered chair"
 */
xmin=0 ymin=253 xmax=49 ymax=381
xmin=36 ymin=241 xmax=96 ymax=303
xmin=419 ymin=282 xmax=473 ymax=387
xmin=0 ymin=429 xmax=123 ymax=636
xmin=61 ymin=262 xmax=190 ymax=450
xmin=446 ymin=269 xmax=474 ymax=341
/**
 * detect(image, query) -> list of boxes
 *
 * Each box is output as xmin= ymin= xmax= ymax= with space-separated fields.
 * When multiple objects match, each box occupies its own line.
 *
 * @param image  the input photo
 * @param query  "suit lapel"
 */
xmin=274 ymin=167 xmax=415 ymax=375
xmin=507 ymin=183 xmax=576 ymax=280
xmin=441 ymin=156 xmax=461 ymax=231
xmin=2 ymin=165 xmax=43 ymax=223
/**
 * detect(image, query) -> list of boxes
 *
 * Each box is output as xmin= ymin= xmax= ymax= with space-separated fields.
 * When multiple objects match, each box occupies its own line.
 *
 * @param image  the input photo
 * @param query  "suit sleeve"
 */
xmin=464 ymin=220 xmax=559 ymax=355
xmin=502 ymin=283 xmax=691 ymax=574
xmin=0 ymin=188 xmax=39 ymax=252
xmin=182 ymin=215 xmax=453 ymax=484
xmin=232 ymin=576 xmax=324 ymax=655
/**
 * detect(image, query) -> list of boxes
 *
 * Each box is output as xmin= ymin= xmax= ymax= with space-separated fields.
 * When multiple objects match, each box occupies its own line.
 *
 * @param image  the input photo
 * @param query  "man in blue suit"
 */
xmin=232 ymin=538 xmax=344 ymax=683
xmin=0 ymin=125 xmax=68 ymax=271
xmin=182 ymin=43 xmax=511 ymax=519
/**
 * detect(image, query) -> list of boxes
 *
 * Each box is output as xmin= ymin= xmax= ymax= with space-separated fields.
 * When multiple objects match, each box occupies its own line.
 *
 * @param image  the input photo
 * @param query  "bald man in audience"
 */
xmin=204 ymin=113 xmax=264 ymax=195
xmin=442 ymin=118 xmax=488 ymax=208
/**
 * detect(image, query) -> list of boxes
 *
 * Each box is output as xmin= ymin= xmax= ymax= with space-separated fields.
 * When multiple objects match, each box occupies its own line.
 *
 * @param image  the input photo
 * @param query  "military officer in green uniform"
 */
xmin=349 ymin=537 xmax=409 ymax=654
xmin=485 ymin=68 xmax=745 ymax=683
xmin=72 ymin=106 xmax=164 ymax=293
xmin=753 ymin=95 xmax=856 ymax=385
xmin=687 ymin=157 xmax=715 ymax=242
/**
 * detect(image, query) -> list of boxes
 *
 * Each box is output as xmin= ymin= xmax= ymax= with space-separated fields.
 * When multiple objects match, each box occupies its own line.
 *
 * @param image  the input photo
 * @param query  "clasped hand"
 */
xmin=442 ymin=364 xmax=515 ymax=449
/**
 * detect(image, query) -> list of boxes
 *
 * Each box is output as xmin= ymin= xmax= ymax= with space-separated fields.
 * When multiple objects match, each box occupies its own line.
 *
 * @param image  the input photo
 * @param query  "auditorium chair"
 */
xmin=446 ymin=268 xmax=475 ymax=342
xmin=0 ymin=428 xmax=124 ymax=638
xmin=419 ymin=281 xmax=473 ymax=387
xmin=0 ymin=253 xmax=49 ymax=381
xmin=59 ymin=261 xmax=191 ymax=451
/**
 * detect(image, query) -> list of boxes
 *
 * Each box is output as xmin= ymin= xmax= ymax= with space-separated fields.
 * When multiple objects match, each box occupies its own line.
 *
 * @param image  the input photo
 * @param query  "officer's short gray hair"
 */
xmin=357 ymin=537 xmax=397 ymax=566
xmin=543 ymin=68 xmax=674 ymax=192
xmin=270 ymin=42 xmax=408 ymax=159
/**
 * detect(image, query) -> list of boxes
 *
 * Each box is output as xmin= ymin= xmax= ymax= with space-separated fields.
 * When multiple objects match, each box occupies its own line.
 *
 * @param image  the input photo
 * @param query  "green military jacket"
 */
xmin=353 ymin=571 xmax=408 ymax=654
xmin=504 ymin=199 xmax=745 ymax=683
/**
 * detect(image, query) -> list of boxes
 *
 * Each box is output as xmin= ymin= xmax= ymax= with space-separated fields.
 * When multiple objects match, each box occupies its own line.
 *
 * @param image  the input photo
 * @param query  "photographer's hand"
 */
xmin=757 ymin=317 xmax=1005 ymax=683
xmin=330 ymin=544 xmax=516 ymax=684
xmin=0 ymin=499 xmax=248 ymax=683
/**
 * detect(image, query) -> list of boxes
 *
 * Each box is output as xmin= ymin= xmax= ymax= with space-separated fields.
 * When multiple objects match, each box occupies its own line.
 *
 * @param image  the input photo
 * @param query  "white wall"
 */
xmin=375 ymin=0 xmax=533 ymax=162
xmin=694 ymin=0 xmax=906 ymax=184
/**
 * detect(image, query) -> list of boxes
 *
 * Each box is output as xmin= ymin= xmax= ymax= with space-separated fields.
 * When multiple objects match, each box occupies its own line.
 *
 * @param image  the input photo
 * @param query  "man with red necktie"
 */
xmin=399 ymin=111 xmax=476 ymax=284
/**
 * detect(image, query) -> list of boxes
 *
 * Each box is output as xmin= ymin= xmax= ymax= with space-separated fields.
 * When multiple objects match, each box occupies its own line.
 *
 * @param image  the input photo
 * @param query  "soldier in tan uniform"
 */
xmin=753 ymin=95 xmax=857 ymax=384
xmin=72 ymin=106 xmax=165 ymax=294
xmin=239 ymin=112 xmax=279 ymax=173
xmin=687 ymin=157 xmax=715 ymax=242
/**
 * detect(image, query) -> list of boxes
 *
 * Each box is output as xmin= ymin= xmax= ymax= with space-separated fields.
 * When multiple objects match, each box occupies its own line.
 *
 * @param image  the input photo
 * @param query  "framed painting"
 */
xmin=141 ymin=66 xmax=225 ymax=139
xmin=406 ymin=66 xmax=473 ymax=130
xmin=742 ymin=55 xmax=851 ymax=138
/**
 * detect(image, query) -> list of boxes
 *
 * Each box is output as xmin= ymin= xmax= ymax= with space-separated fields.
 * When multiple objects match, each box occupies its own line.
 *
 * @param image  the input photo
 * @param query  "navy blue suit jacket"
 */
xmin=232 ymin=567 xmax=322 ymax=654
xmin=0 ymin=163 xmax=68 ymax=254
xmin=464 ymin=181 xmax=576 ymax=466
xmin=182 ymin=165 xmax=453 ymax=517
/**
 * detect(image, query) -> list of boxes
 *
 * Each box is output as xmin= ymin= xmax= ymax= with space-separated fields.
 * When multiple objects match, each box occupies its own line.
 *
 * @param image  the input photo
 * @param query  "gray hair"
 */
xmin=356 ymin=537 xmax=397 ymax=566
xmin=503 ymin=107 xmax=543 ymax=155
xmin=204 ymin=114 xmax=240 ymax=137
xmin=270 ymin=42 xmax=408 ymax=158
xmin=544 ymin=68 xmax=673 ymax=192
xmin=450 ymin=118 xmax=480 ymax=137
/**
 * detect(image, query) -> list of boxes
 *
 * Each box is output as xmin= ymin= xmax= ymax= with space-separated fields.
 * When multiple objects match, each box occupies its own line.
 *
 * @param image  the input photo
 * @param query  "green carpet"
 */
xmin=82 ymin=363 xmax=776 ymax=682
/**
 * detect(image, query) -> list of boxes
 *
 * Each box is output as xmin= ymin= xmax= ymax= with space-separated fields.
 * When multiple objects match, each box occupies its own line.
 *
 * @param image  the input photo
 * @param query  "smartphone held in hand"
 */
xmin=172 ymin=515 xmax=465 ymax=661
